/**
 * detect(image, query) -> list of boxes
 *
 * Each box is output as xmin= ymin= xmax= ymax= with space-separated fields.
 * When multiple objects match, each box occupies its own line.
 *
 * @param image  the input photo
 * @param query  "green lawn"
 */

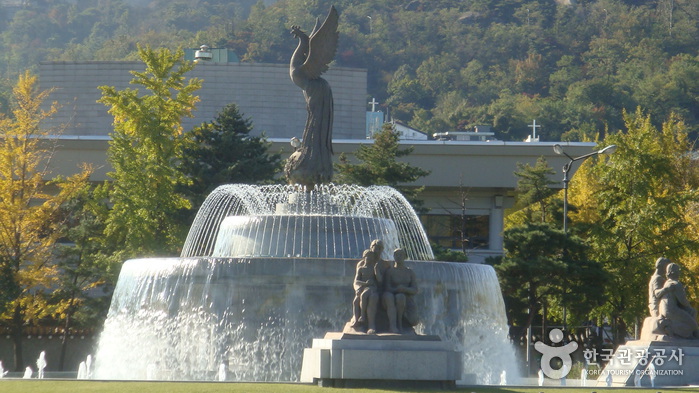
xmin=1 ymin=381 xmax=699 ymax=393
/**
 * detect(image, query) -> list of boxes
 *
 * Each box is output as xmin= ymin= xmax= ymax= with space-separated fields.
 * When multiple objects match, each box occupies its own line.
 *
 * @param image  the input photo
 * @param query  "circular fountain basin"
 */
xmin=93 ymin=256 xmax=517 ymax=383
xmin=94 ymin=183 xmax=518 ymax=384
xmin=212 ymin=215 xmax=400 ymax=259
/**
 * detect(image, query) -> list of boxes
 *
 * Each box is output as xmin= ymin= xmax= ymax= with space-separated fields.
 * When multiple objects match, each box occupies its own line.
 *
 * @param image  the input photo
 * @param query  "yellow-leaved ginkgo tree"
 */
xmin=0 ymin=71 xmax=92 ymax=371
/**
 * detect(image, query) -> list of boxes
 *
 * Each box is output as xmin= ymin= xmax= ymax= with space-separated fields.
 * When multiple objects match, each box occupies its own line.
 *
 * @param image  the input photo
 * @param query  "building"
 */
xmin=433 ymin=125 xmax=496 ymax=142
xmin=366 ymin=111 xmax=384 ymax=138
xmin=391 ymin=120 xmax=429 ymax=140
xmin=39 ymin=61 xmax=367 ymax=140
xmin=47 ymin=134 xmax=595 ymax=263
xmin=37 ymin=58 xmax=597 ymax=263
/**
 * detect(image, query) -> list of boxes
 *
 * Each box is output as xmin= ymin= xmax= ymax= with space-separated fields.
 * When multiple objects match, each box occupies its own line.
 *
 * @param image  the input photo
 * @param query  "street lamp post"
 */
xmin=552 ymin=143 xmax=617 ymax=332
xmin=553 ymin=144 xmax=617 ymax=234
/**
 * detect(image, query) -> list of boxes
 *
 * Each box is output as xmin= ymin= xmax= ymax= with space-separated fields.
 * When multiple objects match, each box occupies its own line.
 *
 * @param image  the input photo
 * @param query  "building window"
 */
xmin=420 ymin=214 xmax=489 ymax=250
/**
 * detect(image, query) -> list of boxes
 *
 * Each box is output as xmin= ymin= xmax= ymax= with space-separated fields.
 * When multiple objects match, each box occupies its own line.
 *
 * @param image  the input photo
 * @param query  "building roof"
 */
xmin=47 ymin=135 xmax=597 ymax=191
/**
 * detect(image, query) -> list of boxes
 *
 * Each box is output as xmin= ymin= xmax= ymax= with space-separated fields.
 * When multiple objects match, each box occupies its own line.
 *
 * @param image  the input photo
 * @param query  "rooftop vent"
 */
xmin=194 ymin=45 xmax=213 ymax=62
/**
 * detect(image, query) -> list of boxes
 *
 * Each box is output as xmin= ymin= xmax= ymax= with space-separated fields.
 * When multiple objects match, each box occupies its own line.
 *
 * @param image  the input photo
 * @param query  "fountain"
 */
xmin=92 ymin=183 xmax=517 ymax=383
xmin=36 ymin=351 xmax=46 ymax=379
xmin=92 ymin=5 xmax=517 ymax=384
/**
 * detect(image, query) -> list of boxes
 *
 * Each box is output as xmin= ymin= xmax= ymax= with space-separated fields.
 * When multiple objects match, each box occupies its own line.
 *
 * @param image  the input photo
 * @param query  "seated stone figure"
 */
xmin=345 ymin=241 xmax=420 ymax=334
xmin=350 ymin=249 xmax=379 ymax=334
xmin=640 ymin=257 xmax=672 ymax=340
xmin=648 ymin=257 xmax=671 ymax=317
xmin=369 ymin=239 xmax=392 ymax=288
xmin=382 ymin=248 xmax=418 ymax=334
xmin=655 ymin=263 xmax=699 ymax=339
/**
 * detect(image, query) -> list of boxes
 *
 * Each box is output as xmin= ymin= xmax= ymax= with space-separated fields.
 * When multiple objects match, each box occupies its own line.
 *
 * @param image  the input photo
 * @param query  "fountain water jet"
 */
xmin=181 ymin=184 xmax=433 ymax=260
xmin=93 ymin=184 xmax=518 ymax=383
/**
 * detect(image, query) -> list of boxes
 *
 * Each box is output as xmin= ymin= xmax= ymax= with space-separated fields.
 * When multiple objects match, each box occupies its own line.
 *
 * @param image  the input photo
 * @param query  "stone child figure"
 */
xmin=351 ymin=249 xmax=380 ymax=334
xmin=655 ymin=263 xmax=699 ymax=339
xmin=382 ymin=248 xmax=418 ymax=333
xmin=648 ymin=257 xmax=671 ymax=317
xmin=285 ymin=6 xmax=339 ymax=188
xmin=370 ymin=239 xmax=392 ymax=287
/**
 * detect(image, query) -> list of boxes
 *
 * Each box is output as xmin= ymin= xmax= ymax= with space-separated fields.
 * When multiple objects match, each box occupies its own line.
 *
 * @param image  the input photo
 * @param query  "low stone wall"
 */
xmin=0 ymin=334 xmax=97 ymax=374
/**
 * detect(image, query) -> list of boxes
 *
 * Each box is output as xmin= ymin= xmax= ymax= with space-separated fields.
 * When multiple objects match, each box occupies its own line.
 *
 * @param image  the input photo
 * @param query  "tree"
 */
xmin=512 ymin=157 xmax=558 ymax=224
xmin=179 ymin=103 xmax=281 ymax=210
xmin=574 ymin=109 xmax=698 ymax=343
xmin=493 ymin=223 xmax=605 ymax=343
xmin=431 ymin=243 xmax=468 ymax=262
xmin=52 ymin=188 xmax=116 ymax=371
xmin=0 ymin=71 xmax=91 ymax=371
xmin=98 ymin=45 xmax=201 ymax=258
xmin=494 ymin=157 xmax=605 ymax=344
xmin=386 ymin=65 xmax=432 ymax=123
xmin=335 ymin=123 xmax=430 ymax=210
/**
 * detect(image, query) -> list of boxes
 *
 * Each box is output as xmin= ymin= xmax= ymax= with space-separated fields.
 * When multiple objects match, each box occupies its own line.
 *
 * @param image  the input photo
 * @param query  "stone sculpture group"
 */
xmin=301 ymin=238 xmax=461 ymax=386
xmin=347 ymin=239 xmax=418 ymax=335
xmin=642 ymin=257 xmax=699 ymax=340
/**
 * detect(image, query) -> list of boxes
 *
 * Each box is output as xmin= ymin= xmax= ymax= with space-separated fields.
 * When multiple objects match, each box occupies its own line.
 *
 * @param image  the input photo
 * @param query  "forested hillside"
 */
xmin=1 ymin=0 xmax=697 ymax=141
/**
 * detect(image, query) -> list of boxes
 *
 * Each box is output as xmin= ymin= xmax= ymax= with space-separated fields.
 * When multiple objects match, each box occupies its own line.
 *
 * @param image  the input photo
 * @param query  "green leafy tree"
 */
xmin=179 ymin=103 xmax=282 ymax=210
xmin=574 ymin=109 xmax=698 ymax=343
xmin=386 ymin=65 xmax=432 ymax=123
xmin=549 ymin=55 xmax=584 ymax=99
xmin=0 ymin=71 xmax=91 ymax=371
xmin=335 ymin=123 xmax=430 ymax=210
xmin=630 ymin=54 xmax=699 ymax=137
xmin=98 ymin=45 xmax=201 ymax=258
xmin=241 ymin=1 xmax=290 ymax=63
xmin=53 ymin=188 xmax=116 ymax=371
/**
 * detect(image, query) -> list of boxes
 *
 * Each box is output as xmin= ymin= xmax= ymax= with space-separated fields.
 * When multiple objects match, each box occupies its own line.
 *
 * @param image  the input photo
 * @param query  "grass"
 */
xmin=1 ymin=381 xmax=699 ymax=393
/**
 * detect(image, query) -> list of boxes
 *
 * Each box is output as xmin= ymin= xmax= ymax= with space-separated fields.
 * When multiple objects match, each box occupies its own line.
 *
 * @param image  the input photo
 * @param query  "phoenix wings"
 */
xmin=298 ymin=6 xmax=339 ymax=80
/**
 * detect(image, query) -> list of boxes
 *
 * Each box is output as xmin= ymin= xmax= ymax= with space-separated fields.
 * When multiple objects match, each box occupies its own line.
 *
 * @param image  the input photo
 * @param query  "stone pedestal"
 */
xmin=300 ymin=332 xmax=462 ymax=388
xmin=596 ymin=340 xmax=699 ymax=386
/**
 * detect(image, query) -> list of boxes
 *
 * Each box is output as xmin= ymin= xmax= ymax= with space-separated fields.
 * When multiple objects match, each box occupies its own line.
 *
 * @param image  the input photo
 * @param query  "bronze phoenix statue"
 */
xmin=285 ymin=6 xmax=339 ymax=188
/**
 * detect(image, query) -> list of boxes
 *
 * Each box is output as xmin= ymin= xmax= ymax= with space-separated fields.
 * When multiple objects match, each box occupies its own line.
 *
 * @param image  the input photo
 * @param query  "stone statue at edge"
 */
xmin=285 ymin=6 xmax=339 ymax=188
xmin=641 ymin=257 xmax=699 ymax=340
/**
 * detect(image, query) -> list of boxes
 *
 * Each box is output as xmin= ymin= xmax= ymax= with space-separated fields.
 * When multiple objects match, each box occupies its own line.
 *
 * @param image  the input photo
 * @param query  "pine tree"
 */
xmin=493 ymin=156 xmax=605 ymax=344
xmin=513 ymin=156 xmax=558 ymax=223
xmin=53 ymin=188 xmax=115 ymax=370
xmin=335 ymin=123 xmax=430 ymax=210
xmin=179 ymin=103 xmax=281 ymax=210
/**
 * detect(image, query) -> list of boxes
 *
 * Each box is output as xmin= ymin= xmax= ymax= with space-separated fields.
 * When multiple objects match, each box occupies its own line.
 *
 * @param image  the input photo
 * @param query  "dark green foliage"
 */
xmin=431 ymin=243 xmax=468 ymax=262
xmin=491 ymin=222 xmax=606 ymax=342
xmin=335 ymin=123 xmax=430 ymax=211
xmin=53 ymin=189 xmax=118 ymax=370
xmin=513 ymin=156 xmax=558 ymax=223
xmin=179 ymin=103 xmax=282 ymax=209
xmin=0 ymin=0 xmax=698 ymax=141
xmin=497 ymin=154 xmax=605 ymax=341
